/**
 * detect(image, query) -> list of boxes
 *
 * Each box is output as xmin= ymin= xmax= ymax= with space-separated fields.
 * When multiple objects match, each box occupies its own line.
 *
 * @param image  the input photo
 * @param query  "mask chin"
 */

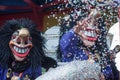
xmin=13 ymin=54 xmax=26 ymax=61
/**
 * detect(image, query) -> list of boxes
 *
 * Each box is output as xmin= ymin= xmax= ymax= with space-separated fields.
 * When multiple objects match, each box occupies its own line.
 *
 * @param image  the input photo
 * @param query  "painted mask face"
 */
xmin=80 ymin=17 xmax=100 ymax=47
xmin=9 ymin=28 xmax=33 ymax=61
xmin=85 ymin=17 xmax=100 ymax=40
xmin=80 ymin=9 xmax=101 ymax=47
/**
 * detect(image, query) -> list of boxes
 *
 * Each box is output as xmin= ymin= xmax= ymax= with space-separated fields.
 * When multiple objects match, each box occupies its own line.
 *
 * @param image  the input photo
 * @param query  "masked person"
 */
xmin=0 ymin=18 xmax=57 ymax=80
xmin=59 ymin=9 xmax=115 ymax=80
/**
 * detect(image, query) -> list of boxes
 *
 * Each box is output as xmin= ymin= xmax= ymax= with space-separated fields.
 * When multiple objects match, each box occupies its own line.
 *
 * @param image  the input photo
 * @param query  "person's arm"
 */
xmin=60 ymin=29 xmax=80 ymax=50
xmin=60 ymin=29 xmax=81 ymax=62
xmin=60 ymin=28 xmax=89 ymax=62
xmin=59 ymin=17 xmax=90 ymax=62
xmin=60 ymin=19 xmax=86 ymax=51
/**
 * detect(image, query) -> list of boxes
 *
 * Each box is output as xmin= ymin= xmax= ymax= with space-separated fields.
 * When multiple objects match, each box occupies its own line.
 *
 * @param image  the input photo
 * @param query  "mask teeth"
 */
xmin=91 ymin=31 xmax=94 ymax=37
xmin=13 ymin=46 xmax=28 ymax=54
xmin=84 ymin=30 xmax=96 ymax=38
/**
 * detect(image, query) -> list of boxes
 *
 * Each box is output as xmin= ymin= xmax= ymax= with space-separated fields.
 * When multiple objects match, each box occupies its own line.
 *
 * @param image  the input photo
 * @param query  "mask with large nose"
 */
xmin=9 ymin=28 xmax=33 ymax=61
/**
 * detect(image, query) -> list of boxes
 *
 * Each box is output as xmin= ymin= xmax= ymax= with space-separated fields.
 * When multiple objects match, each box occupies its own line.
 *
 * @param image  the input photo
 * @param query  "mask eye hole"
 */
xmin=25 ymin=37 xmax=32 ymax=44
xmin=25 ymin=40 xmax=28 ymax=44
xmin=12 ymin=35 xmax=16 ymax=39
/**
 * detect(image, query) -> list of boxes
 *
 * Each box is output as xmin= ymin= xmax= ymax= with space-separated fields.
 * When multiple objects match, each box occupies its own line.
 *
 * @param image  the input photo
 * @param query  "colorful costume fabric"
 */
xmin=60 ymin=29 xmax=88 ymax=62
xmin=0 ymin=66 xmax=41 ymax=80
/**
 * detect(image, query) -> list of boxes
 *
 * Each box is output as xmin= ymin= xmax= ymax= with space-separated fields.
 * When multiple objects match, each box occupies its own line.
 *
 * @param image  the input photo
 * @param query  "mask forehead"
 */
xmin=18 ymin=28 xmax=30 ymax=38
xmin=12 ymin=28 xmax=30 ymax=39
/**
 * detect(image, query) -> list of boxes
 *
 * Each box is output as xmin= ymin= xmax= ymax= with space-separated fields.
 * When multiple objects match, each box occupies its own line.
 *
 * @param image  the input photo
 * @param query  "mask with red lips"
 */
xmin=9 ymin=28 xmax=33 ymax=61
xmin=79 ymin=9 xmax=101 ymax=47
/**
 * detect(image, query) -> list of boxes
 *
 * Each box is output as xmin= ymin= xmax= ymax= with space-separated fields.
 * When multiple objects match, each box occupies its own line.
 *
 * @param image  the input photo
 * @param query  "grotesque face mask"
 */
xmin=80 ymin=9 xmax=101 ymax=47
xmin=9 ymin=28 xmax=33 ymax=61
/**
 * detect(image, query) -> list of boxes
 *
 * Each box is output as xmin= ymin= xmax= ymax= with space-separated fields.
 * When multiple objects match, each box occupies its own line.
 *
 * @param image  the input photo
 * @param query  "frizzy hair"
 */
xmin=0 ymin=18 xmax=45 ymax=69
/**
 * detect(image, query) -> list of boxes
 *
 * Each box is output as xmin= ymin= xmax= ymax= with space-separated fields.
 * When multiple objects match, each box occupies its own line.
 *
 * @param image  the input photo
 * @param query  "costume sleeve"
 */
xmin=34 ymin=66 xmax=42 ymax=79
xmin=60 ymin=29 xmax=80 ymax=50
xmin=22 ymin=66 xmax=42 ymax=80
xmin=60 ymin=29 xmax=88 ymax=62
xmin=102 ymin=65 xmax=114 ymax=79
xmin=0 ymin=65 xmax=7 ymax=79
